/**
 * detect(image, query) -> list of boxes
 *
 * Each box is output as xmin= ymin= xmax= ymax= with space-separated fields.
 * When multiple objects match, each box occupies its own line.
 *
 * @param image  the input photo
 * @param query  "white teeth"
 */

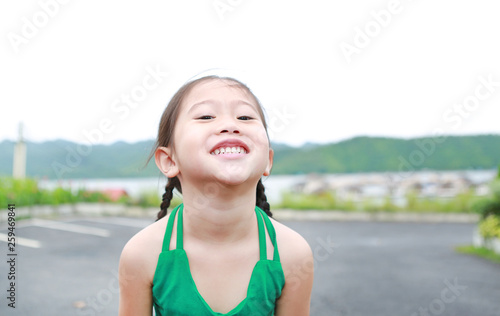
xmin=211 ymin=146 xmax=247 ymax=155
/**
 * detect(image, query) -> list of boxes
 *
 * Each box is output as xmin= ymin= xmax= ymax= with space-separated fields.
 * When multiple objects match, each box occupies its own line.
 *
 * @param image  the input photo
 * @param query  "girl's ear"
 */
xmin=155 ymin=147 xmax=179 ymax=178
xmin=263 ymin=148 xmax=274 ymax=176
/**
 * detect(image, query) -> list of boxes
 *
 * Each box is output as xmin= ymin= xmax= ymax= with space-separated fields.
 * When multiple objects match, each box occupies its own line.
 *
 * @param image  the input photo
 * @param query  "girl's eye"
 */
xmin=238 ymin=116 xmax=254 ymax=121
xmin=197 ymin=115 xmax=214 ymax=120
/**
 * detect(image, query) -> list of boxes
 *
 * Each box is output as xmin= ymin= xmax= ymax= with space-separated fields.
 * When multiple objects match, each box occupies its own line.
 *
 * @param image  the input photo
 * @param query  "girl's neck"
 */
xmin=180 ymin=182 xmax=258 ymax=244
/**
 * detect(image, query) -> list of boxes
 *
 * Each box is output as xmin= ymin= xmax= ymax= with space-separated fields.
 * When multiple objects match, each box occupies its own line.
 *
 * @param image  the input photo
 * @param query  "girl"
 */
xmin=118 ymin=75 xmax=314 ymax=315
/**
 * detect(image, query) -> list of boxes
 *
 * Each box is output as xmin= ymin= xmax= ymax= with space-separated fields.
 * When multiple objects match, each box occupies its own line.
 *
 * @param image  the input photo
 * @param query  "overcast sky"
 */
xmin=2 ymin=0 xmax=499 ymax=147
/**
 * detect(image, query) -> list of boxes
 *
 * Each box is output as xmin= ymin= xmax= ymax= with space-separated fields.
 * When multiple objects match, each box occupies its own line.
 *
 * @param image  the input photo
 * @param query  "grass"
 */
xmin=277 ymin=192 xmax=347 ymax=211
xmin=277 ymin=190 xmax=482 ymax=213
xmin=0 ymin=177 xmax=166 ymax=209
xmin=0 ymin=177 xmax=112 ymax=206
xmin=455 ymin=245 xmax=500 ymax=265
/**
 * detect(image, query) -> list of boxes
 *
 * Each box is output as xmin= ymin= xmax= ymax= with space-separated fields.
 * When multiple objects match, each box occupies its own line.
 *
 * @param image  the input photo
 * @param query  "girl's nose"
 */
xmin=220 ymin=128 xmax=240 ymax=134
xmin=218 ymin=116 xmax=240 ymax=134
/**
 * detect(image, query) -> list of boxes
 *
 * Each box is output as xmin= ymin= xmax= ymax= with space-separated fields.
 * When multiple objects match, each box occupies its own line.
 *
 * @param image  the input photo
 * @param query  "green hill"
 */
xmin=272 ymin=135 xmax=500 ymax=174
xmin=0 ymin=140 xmax=158 ymax=179
xmin=0 ymin=134 xmax=499 ymax=179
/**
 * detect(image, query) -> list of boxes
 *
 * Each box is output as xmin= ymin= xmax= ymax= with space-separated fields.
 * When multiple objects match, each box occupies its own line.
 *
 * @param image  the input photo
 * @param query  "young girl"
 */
xmin=118 ymin=75 xmax=314 ymax=315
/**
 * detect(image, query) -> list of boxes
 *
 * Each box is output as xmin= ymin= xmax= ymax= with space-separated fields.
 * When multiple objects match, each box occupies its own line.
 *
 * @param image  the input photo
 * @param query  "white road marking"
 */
xmin=30 ymin=219 xmax=111 ymax=237
xmin=0 ymin=233 xmax=42 ymax=248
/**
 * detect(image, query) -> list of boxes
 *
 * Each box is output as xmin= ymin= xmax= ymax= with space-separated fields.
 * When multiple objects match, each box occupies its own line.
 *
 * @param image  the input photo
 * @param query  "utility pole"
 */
xmin=13 ymin=122 xmax=26 ymax=179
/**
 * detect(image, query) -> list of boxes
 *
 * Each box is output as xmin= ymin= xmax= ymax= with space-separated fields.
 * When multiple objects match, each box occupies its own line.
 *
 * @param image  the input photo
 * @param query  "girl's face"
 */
xmin=166 ymin=79 xmax=273 ymax=188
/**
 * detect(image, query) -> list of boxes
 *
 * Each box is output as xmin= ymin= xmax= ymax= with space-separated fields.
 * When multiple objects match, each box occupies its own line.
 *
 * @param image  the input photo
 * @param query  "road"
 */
xmin=1 ymin=216 xmax=499 ymax=316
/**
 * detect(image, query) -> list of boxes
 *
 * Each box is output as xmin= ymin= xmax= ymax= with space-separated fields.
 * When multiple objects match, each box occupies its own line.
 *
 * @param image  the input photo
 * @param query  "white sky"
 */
xmin=1 ymin=0 xmax=499 ymax=147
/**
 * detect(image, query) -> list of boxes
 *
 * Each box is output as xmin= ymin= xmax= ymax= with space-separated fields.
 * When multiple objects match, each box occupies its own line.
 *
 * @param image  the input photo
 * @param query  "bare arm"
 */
xmin=118 ymin=236 xmax=155 ymax=316
xmin=274 ymin=224 xmax=315 ymax=316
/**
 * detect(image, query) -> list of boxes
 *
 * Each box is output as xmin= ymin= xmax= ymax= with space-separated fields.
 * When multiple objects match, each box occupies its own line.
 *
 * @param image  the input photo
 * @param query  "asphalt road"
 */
xmin=1 ymin=216 xmax=499 ymax=316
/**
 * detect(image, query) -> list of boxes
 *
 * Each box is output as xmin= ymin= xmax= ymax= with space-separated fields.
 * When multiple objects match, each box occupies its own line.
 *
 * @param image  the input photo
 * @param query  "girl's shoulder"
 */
xmin=270 ymin=218 xmax=313 ymax=270
xmin=269 ymin=217 xmax=314 ymax=313
xmin=119 ymin=215 xmax=170 ymax=284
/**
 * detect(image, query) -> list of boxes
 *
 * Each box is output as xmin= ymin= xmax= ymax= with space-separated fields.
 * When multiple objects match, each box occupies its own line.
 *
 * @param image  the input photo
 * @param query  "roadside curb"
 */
xmin=1 ymin=204 xmax=157 ymax=224
xmin=2 ymin=204 xmax=479 ymax=224
xmin=273 ymin=209 xmax=479 ymax=223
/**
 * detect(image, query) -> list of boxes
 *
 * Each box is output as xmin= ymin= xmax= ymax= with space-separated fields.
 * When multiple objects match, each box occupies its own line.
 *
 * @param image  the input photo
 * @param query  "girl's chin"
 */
xmin=186 ymin=164 xmax=264 ymax=187
xmin=209 ymin=171 xmax=263 ymax=188
xmin=212 ymin=174 xmax=253 ymax=187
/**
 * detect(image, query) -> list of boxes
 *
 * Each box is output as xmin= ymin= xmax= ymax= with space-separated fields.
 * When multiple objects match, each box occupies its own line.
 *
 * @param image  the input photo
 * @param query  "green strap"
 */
xmin=257 ymin=207 xmax=281 ymax=262
xmin=256 ymin=207 xmax=267 ymax=260
xmin=164 ymin=205 xmax=278 ymax=262
xmin=161 ymin=204 xmax=181 ymax=252
xmin=177 ymin=204 xmax=184 ymax=250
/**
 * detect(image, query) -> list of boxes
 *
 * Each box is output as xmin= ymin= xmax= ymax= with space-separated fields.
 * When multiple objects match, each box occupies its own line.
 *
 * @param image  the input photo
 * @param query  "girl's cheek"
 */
xmin=255 ymin=129 xmax=270 ymax=146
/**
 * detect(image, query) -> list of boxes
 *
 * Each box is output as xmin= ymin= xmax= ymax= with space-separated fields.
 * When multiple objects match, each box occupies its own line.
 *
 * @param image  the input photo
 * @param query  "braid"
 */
xmin=256 ymin=179 xmax=272 ymax=217
xmin=157 ymin=177 xmax=181 ymax=221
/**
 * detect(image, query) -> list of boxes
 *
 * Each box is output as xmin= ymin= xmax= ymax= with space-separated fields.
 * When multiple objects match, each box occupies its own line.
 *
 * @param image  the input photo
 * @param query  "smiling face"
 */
xmin=157 ymin=78 xmax=273 ymax=189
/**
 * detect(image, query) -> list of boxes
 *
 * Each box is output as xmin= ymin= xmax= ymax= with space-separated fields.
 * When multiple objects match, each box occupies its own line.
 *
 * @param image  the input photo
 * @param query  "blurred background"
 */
xmin=1 ymin=0 xmax=500 ymax=315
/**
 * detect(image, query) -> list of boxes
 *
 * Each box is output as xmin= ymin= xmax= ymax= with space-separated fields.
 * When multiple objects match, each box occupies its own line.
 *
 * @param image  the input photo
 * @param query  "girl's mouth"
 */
xmin=210 ymin=139 xmax=250 ymax=156
xmin=210 ymin=146 xmax=247 ymax=155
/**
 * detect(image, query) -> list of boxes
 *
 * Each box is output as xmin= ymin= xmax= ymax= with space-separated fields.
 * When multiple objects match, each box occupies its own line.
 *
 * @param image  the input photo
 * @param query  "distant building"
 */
xmin=292 ymin=170 xmax=496 ymax=202
xmin=101 ymin=188 xmax=129 ymax=201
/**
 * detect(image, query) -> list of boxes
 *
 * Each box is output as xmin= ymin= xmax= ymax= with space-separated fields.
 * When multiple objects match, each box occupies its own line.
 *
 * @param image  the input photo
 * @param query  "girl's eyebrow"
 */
xmin=187 ymin=99 xmax=258 ymax=113
xmin=187 ymin=100 xmax=215 ymax=114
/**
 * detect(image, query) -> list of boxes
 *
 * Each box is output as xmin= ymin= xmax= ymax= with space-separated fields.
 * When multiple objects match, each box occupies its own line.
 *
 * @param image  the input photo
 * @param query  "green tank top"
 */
xmin=152 ymin=204 xmax=285 ymax=316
